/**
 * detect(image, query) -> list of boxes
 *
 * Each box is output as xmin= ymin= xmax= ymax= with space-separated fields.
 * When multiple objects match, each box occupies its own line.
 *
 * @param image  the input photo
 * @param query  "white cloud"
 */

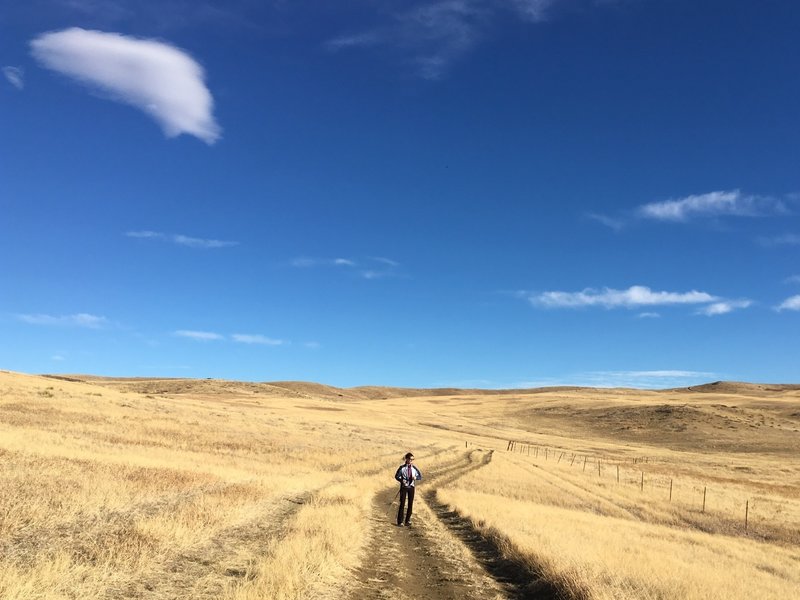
xmin=636 ymin=312 xmax=661 ymax=319
xmin=31 ymin=28 xmax=220 ymax=143
xmin=3 ymin=66 xmax=24 ymax=89
xmin=51 ymin=355 xmax=66 ymax=361
xmin=126 ymin=231 xmax=237 ymax=248
xmin=17 ymin=312 xmax=109 ymax=328
xmin=637 ymin=190 xmax=786 ymax=222
xmin=231 ymin=334 xmax=284 ymax=345
xmin=172 ymin=234 xmax=237 ymax=248
xmin=529 ymin=285 xmax=718 ymax=309
xmin=695 ymin=300 xmax=752 ymax=316
xmin=174 ymin=330 xmax=223 ymax=341
xmin=776 ymin=295 xmax=800 ymax=312
xmin=785 ymin=275 xmax=800 ymax=285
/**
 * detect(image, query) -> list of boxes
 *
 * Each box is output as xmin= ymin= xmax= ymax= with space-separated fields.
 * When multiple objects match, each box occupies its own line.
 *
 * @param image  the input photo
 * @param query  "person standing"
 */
xmin=395 ymin=452 xmax=422 ymax=526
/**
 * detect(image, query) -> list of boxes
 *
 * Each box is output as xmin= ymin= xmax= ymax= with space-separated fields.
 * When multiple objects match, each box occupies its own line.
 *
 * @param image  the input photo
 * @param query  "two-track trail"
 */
xmin=347 ymin=449 xmax=564 ymax=600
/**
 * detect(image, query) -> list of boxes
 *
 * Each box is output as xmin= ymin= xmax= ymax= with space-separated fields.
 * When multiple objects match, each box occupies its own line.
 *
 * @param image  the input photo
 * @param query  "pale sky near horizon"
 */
xmin=1 ymin=0 xmax=799 ymax=388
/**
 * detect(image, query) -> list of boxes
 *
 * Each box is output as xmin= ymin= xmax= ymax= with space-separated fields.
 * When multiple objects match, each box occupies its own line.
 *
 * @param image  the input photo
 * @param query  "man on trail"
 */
xmin=395 ymin=452 xmax=422 ymax=526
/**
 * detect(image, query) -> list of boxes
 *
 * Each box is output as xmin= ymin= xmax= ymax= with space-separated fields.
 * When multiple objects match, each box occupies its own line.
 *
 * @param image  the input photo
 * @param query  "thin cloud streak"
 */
xmin=529 ymin=285 xmax=718 ymax=309
xmin=516 ymin=369 xmax=717 ymax=389
xmin=637 ymin=190 xmax=787 ymax=222
xmin=174 ymin=330 xmax=224 ymax=341
xmin=16 ymin=312 xmax=109 ymax=328
xmin=31 ymin=28 xmax=220 ymax=143
xmin=3 ymin=66 xmax=24 ymax=89
xmin=758 ymin=233 xmax=800 ymax=246
xmin=126 ymin=231 xmax=238 ymax=248
xmin=231 ymin=334 xmax=284 ymax=345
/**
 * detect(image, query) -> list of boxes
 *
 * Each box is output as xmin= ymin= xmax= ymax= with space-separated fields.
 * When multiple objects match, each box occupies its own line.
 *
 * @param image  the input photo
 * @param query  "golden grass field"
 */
xmin=1 ymin=370 xmax=798 ymax=599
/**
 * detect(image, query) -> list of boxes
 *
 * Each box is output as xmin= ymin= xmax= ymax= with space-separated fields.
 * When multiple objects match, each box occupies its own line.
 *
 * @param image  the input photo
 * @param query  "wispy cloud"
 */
xmin=528 ymin=285 xmax=718 ymax=309
xmin=586 ymin=212 xmax=624 ymax=232
xmin=637 ymin=190 xmax=787 ymax=222
xmin=31 ymin=28 xmax=220 ymax=143
xmin=517 ymin=369 xmax=717 ymax=389
xmin=174 ymin=330 xmax=224 ymax=341
xmin=231 ymin=334 xmax=284 ymax=346
xmin=3 ymin=66 xmax=24 ymax=89
xmin=51 ymin=354 xmax=66 ymax=361
xmin=17 ymin=312 xmax=109 ymax=328
xmin=591 ymin=189 xmax=792 ymax=230
xmin=291 ymin=256 xmax=400 ymax=279
xmin=784 ymin=275 xmax=800 ymax=285
xmin=304 ymin=341 xmax=321 ymax=350
xmin=695 ymin=300 xmax=752 ymax=316
xmin=126 ymin=231 xmax=238 ymax=248
xmin=524 ymin=285 xmax=753 ymax=316
xmin=326 ymin=1 xmax=505 ymax=80
xmin=775 ymin=295 xmax=800 ymax=312
xmin=758 ymin=233 xmax=800 ymax=247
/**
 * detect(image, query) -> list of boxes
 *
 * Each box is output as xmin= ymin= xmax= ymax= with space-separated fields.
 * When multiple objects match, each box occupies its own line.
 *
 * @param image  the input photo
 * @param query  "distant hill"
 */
xmin=682 ymin=381 xmax=800 ymax=395
xmin=38 ymin=374 xmax=799 ymax=401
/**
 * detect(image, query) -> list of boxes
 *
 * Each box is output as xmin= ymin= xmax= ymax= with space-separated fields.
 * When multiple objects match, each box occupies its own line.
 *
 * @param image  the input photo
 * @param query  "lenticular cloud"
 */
xmin=31 ymin=28 xmax=220 ymax=144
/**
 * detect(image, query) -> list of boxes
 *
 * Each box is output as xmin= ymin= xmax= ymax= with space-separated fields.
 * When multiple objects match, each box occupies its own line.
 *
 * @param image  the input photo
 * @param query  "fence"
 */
xmin=501 ymin=440 xmax=782 ymax=537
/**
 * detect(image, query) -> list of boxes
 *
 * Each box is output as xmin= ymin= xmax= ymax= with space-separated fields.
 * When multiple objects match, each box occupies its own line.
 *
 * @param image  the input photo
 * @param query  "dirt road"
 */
xmin=348 ymin=450 xmax=565 ymax=600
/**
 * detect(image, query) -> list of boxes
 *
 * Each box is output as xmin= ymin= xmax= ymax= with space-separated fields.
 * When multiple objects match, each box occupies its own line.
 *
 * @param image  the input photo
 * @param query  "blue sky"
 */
xmin=1 ymin=0 xmax=799 ymax=388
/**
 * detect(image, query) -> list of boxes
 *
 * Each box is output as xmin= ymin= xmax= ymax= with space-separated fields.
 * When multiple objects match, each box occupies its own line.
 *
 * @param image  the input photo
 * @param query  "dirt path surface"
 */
xmin=348 ymin=450 xmax=565 ymax=600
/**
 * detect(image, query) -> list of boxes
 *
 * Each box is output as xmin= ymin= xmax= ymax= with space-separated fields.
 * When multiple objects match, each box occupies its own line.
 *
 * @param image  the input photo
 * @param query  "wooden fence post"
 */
xmin=640 ymin=471 xmax=644 ymax=491
xmin=616 ymin=464 xmax=620 ymax=484
xmin=669 ymin=479 xmax=673 ymax=502
xmin=583 ymin=456 xmax=587 ymax=472
xmin=702 ymin=486 xmax=707 ymax=513
xmin=545 ymin=448 xmax=548 ymax=460
xmin=535 ymin=447 xmax=539 ymax=458
xmin=558 ymin=452 xmax=564 ymax=463
xmin=598 ymin=459 xmax=601 ymax=477
xmin=570 ymin=454 xmax=576 ymax=466
xmin=745 ymin=500 xmax=749 ymax=532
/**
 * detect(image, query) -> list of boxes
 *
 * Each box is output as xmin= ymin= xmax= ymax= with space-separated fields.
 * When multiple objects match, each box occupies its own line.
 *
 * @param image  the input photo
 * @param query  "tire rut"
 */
xmin=349 ymin=449 xmax=504 ymax=600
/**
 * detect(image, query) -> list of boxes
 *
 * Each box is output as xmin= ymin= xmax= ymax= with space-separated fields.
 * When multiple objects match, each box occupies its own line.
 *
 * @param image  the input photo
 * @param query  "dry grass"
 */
xmin=1 ymin=370 xmax=799 ymax=599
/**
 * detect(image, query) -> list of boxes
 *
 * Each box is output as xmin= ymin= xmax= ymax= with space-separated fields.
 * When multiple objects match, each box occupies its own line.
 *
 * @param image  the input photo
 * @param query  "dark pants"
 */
xmin=397 ymin=485 xmax=415 ymax=524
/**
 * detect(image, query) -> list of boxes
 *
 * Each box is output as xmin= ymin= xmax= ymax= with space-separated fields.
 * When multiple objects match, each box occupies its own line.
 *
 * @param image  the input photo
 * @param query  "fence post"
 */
xmin=570 ymin=454 xmax=576 ymax=466
xmin=669 ymin=479 xmax=673 ymax=502
xmin=702 ymin=486 xmax=707 ymax=513
xmin=535 ymin=447 xmax=538 ymax=458
xmin=745 ymin=500 xmax=749 ymax=532
xmin=616 ymin=464 xmax=620 ymax=484
xmin=640 ymin=471 xmax=644 ymax=491
xmin=583 ymin=456 xmax=587 ymax=472
xmin=545 ymin=448 xmax=548 ymax=460
xmin=598 ymin=459 xmax=601 ymax=477
xmin=558 ymin=452 xmax=564 ymax=463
